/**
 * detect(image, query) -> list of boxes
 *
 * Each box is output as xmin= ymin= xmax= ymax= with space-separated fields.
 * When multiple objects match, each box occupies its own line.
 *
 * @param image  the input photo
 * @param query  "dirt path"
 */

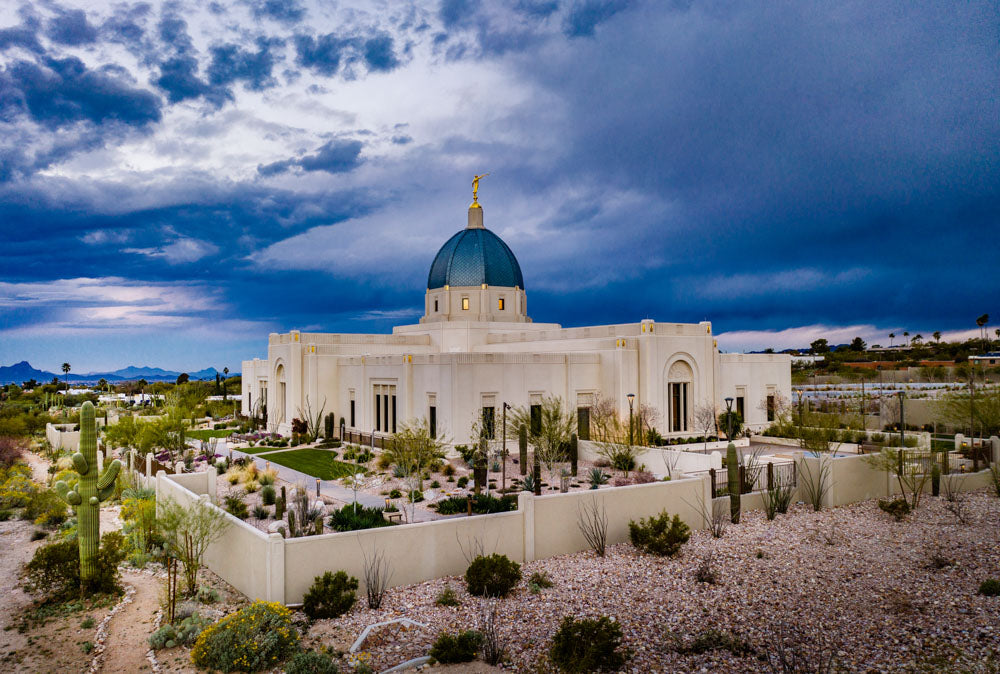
xmin=0 ymin=519 xmax=48 ymax=669
xmin=22 ymin=450 xmax=51 ymax=483
xmin=98 ymin=571 xmax=161 ymax=673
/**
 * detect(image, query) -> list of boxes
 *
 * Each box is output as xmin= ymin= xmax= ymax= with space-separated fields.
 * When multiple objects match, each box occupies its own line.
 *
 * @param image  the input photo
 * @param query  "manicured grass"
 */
xmin=188 ymin=428 xmax=236 ymax=440
xmin=241 ymin=444 xmax=288 ymax=455
xmin=263 ymin=449 xmax=366 ymax=480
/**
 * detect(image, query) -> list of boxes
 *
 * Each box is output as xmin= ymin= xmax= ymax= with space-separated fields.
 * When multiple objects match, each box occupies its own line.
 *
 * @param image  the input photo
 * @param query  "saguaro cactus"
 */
xmin=518 ymin=424 xmax=528 ymax=476
xmin=726 ymin=442 xmax=740 ymax=524
xmin=54 ymin=401 xmax=122 ymax=587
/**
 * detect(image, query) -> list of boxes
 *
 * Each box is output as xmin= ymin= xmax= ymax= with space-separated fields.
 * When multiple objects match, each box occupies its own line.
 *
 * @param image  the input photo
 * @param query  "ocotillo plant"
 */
xmin=726 ymin=442 xmax=740 ymax=524
xmin=518 ymin=424 xmax=528 ymax=475
xmin=54 ymin=401 xmax=122 ymax=587
xmin=569 ymin=433 xmax=578 ymax=477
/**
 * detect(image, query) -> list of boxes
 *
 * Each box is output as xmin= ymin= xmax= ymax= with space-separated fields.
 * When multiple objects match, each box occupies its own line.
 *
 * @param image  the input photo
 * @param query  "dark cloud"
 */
xmin=157 ymin=12 xmax=194 ymax=55
xmin=293 ymin=32 xmax=349 ymax=76
xmin=207 ymin=39 xmax=281 ymax=90
xmin=153 ymin=55 xmax=229 ymax=107
xmin=246 ymin=0 xmax=306 ymax=25
xmin=0 ymin=23 xmax=43 ymax=53
xmin=0 ymin=56 xmax=162 ymax=129
xmin=562 ymin=0 xmax=631 ymax=37
xmin=516 ymin=0 xmax=560 ymax=18
xmin=362 ymin=34 xmax=399 ymax=72
xmin=391 ymin=135 xmax=412 ymax=145
xmin=102 ymin=3 xmax=151 ymax=46
xmin=439 ymin=0 xmax=474 ymax=29
xmin=46 ymin=8 xmax=98 ymax=45
xmin=258 ymin=139 xmax=364 ymax=176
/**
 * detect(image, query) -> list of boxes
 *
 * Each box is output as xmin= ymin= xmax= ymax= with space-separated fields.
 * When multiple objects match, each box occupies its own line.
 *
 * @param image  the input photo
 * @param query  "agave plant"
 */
xmin=588 ymin=467 xmax=609 ymax=489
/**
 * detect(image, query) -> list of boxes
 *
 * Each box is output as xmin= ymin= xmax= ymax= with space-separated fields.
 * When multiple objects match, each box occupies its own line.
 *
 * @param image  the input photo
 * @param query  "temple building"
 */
xmin=242 ymin=185 xmax=791 ymax=443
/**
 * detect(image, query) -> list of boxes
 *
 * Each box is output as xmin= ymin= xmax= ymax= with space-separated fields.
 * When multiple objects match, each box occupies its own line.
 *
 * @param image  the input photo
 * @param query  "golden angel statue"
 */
xmin=472 ymin=173 xmax=490 ymax=202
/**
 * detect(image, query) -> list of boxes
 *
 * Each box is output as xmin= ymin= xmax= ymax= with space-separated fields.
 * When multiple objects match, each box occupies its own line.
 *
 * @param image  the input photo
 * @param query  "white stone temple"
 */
xmin=242 ymin=189 xmax=791 ymax=443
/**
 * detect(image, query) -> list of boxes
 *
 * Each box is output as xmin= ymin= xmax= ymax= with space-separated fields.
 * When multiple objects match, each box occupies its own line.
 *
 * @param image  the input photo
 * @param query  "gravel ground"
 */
xmin=306 ymin=490 xmax=1000 ymax=672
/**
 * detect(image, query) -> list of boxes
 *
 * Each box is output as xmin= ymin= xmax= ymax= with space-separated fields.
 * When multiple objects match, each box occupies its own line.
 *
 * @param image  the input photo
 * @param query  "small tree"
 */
xmin=594 ymin=416 xmax=641 ymax=479
xmin=864 ymin=448 xmax=931 ymax=511
xmin=157 ymin=497 xmax=228 ymax=595
xmin=510 ymin=396 xmax=576 ymax=484
xmin=297 ymin=395 xmax=327 ymax=443
xmin=692 ymin=401 xmax=717 ymax=451
xmin=384 ymin=419 xmax=448 ymax=522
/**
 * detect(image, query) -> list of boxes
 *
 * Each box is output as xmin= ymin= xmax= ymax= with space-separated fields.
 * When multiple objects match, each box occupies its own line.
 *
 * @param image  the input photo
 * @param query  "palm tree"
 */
xmin=222 ymin=367 xmax=230 ymax=401
xmin=903 ymin=331 xmax=910 ymax=347
xmin=976 ymin=314 xmax=989 ymax=345
xmin=933 ymin=331 xmax=941 ymax=344
xmin=912 ymin=334 xmax=923 ymax=345
xmin=889 ymin=332 xmax=895 ymax=348
xmin=61 ymin=362 xmax=70 ymax=390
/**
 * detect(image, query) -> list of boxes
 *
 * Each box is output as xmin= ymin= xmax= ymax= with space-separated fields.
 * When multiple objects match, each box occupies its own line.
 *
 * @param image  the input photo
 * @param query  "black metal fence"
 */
xmin=694 ymin=461 xmax=798 ymax=498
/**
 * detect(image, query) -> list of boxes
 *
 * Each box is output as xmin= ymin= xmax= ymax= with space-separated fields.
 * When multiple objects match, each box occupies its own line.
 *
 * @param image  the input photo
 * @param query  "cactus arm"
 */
xmin=71 ymin=452 xmax=90 ymax=474
xmin=97 ymin=459 xmax=121 ymax=491
xmin=98 ymin=482 xmax=116 ymax=501
xmin=54 ymin=480 xmax=82 ymax=506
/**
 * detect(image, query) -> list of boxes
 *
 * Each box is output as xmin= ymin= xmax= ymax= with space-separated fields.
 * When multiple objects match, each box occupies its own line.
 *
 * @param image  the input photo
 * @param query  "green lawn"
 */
xmin=241 ymin=444 xmax=284 ymax=455
xmin=263 ymin=449 xmax=366 ymax=480
xmin=188 ymin=428 xmax=236 ymax=440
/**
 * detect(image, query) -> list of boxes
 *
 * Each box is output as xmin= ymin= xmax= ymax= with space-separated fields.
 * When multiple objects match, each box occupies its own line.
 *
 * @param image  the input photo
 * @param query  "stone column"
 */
xmin=518 ymin=491 xmax=535 ymax=563
xmin=265 ymin=532 xmax=286 ymax=604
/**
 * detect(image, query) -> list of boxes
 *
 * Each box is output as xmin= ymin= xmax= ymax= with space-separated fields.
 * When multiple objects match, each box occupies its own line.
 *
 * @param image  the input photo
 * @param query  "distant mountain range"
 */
xmin=0 ymin=361 xmax=230 ymax=385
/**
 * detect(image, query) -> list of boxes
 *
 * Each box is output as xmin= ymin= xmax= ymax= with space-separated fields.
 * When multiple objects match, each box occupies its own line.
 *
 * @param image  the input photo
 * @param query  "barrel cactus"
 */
xmin=54 ymin=401 xmax=122 ymax=587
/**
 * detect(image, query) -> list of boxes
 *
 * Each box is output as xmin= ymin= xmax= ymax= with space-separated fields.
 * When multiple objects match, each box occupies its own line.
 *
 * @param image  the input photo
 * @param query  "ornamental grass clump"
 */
xmin=629 ymin=510 xmax=690 ymax=557
xmin=429 ymin=630 xmax=483 ymax=663
xmin=327 ymin=504 xmax=394 ymax=532
xmin=190 ymin=601 xmax=298 ymax=672
xmin=465 ymin=553 xmax=521 ymax=598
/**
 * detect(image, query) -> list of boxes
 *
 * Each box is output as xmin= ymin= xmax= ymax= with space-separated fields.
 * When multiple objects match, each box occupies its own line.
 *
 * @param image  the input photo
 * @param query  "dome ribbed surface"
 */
xmin=427 ymin=228 xmax=524 ymax=290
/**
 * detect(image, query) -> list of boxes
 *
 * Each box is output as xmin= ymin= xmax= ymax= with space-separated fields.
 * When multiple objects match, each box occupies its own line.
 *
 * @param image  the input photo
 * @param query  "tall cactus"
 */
xmin=518 ymin=424 xmax=528 ymax=476
xmin=569 ymin=433 xmax=578 ymax=477
xmin=54 ymin=401 xmax=122 ymax=587
xmin=726 ymin=442 xmax=740 ymax=524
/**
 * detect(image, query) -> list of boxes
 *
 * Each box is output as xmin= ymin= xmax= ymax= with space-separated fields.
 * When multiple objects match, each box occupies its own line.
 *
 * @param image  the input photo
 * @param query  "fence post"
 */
xmin=700 ymin=473 xmax=713 ymax=529
xmin=709 ymin=468 xmax=717 ymax=498
xmin=145 ymin=453 xmax=152 ymax=478
xmin=767 ymin=462 xmax=774 ymax=490
xmin=207 ymin=467 xmax=217 ymax=504
xmin=991 ymin=436 xmax=1000 ymax=465
xmin=518 ymin=491 xmax=535 ymax=563
xmin=264 ymin=531 xmax=286 ymax=604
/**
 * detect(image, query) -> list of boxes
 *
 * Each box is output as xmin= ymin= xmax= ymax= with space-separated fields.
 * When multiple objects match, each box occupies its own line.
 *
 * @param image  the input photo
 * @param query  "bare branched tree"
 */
xmin=576 ymin=497 xmax=608 ymax=556
xmin=761 ymin=621 xmax=838 ymax=674
xmin=659 ymin=448 xmax=681 ymax=479
xmin=684 ymin=495 xmax=727 ymax=538
xmin=692 ymin=401 xmax=718 ymax=452
xmin=360 ymin=541 xmax=393 ymax=609
xmin=798 ymin=456 xmax=832 ymax=512
xmin=941 ymin=473 xmax=969 ymax=524
xmin=457 ymin=533 xmax=487 ymax=564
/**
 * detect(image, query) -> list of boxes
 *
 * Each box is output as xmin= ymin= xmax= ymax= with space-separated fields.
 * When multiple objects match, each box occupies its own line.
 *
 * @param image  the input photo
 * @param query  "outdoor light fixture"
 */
xmin=724 ymin=397 xmax=734 ymax=440
xmin=627 ymin=393 xmax=636 ymax=446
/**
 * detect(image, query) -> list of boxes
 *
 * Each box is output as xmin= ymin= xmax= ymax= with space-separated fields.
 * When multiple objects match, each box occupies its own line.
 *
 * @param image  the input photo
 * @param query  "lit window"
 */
xmin=498 ymin=298 xmax=505 ymax=310
xmin=434 ymin=299 xmax=439 ymax=312
xmin=462 ymin=297 xmax=469 ymax=310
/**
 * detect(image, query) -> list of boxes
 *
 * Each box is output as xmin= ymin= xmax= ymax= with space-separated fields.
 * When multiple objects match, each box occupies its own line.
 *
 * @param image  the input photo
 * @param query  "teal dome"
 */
xmin=427 ymin=227 xmax=524 ymax=290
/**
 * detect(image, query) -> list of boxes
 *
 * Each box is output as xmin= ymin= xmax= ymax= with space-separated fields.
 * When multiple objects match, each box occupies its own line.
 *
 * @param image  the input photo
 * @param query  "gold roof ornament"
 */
xmin=470 ymin=172 xmax=489 ymax=208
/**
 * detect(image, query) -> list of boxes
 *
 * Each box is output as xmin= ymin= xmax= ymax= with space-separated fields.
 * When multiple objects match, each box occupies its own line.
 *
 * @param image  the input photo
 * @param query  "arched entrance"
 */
xmin=274 ymin=363 xmax=286 ymax=425
xmin=666 ymin=360 xmax=693 ymax=433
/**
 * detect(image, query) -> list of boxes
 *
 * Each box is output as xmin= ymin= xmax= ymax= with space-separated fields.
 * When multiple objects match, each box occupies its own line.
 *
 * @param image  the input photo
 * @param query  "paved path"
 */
xmin=224 ymin=445 xmax=442 ymax=523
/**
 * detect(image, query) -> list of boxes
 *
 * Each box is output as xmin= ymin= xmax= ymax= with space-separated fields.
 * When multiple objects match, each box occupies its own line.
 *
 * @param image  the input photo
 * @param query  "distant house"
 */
xmin=970 ymin=352 xmax=1000 ymax=366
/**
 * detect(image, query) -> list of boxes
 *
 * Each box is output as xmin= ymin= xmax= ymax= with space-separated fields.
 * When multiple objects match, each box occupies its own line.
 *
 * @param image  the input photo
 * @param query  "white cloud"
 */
xmin=123 ymin=236 xmax=219 ymax=264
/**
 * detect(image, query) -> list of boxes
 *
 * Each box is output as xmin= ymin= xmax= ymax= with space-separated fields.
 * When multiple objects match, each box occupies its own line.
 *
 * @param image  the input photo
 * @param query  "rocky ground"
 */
xmin=312 ymin=489 xmax=1000 ymax=672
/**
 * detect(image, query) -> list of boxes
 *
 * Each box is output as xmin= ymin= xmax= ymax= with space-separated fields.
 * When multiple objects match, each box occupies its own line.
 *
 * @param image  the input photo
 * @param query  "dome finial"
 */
xmin=470 ymin=172 xmax=489 ymax=209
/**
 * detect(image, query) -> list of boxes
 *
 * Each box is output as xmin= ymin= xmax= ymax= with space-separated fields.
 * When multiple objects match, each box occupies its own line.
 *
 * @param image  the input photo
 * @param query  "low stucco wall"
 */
xmin=531 ymin=477 xmax=708 ymax=560
xmin=578 ymin=439 xmax=725 ymax=477
xmin=46 ymin=423 xmax=80 ymax=452
xmin=284 ymin=510 xmax=525 ymax=604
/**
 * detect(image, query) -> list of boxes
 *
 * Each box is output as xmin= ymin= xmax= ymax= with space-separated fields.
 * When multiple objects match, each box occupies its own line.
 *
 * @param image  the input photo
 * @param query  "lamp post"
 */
xmin=502 ymin=402 xmax=510 ymax=493
xmin=795 ymin=389 xmax=803 ymax=426
xmin=627 ymin=393 xmax=635 ymax=446
xmin=898 ymin=390 xmax=905 ymax=449
xmin=724 ymin=397 xmax=734 ymax=440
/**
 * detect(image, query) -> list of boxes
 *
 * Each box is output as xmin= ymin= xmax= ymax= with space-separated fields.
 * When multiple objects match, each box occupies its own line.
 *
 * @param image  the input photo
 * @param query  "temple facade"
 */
xmin=242 ymin=193 xmax=790 ymax=443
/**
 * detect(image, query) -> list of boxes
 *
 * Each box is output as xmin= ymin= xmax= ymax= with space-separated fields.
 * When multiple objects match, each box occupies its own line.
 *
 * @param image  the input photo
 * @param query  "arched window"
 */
xmin=667 ymin=360 xmax=693 ymax=433
xmin=275 ymin=363 xmax=286 ymax=425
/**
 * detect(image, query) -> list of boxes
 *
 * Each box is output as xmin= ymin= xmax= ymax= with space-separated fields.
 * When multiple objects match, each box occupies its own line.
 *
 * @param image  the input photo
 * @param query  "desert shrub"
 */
xmin=0 ymin=436 xmax=27 ymax=467
xmin=0 ymin=472 xmax=37 ymax=508
xmin=0 ymin=509 xmax=11 ymax=521
xmin=24 ymin=488 xmax=68 ymax=528
xmin=430 ymin=630 xmax=482 ymax=663
xmin=530 ymin=571 xmax=554 ymax=589
xmin=197 ymin=586 xmax=220 ymax=603
xmin=258 ymin=470 xmax=277 ymax=486
xmin=244 ymin=481 xmax=260 ymax=494
xmin=252 ymin=504 xmax=269 ymax=519
xmin=442 ymin=463 xmax=456 ymax=477
xmin=148 ymin=613 xmax=210 ymax=649
xmin=261 ymin=484 xmax=276 ymax=505
xmin=456 ymin=476 xmax=469 ymax=488
xmin=224 ymin=493 xmax=249 ymax=519
xmin=465 ymin=554 xmax=521 ymax=598
xmin=434 ymin=494 xmax=517 ymax=515
xmin=674 ymin=629 xmax=754 ymax=656
xmin=302 ymin=571 xmax=358 ymax=619
xmin=980 ymin=579 xmax=1000 ymax=597
xmin=191 ymin=601 xmax=299 ymax=672
xmin=408 ymin=489 xmax=424 ymax=503
xmin=327 ymin=504 xmax=394 ymax=532
xmin=23 ymin=531 xmax=126 ymax=599
xmin=388 ymin=488 xmax=402 ymax=498
xmin=549 ymin=615 xmax=628 ymax=672
xmin=31 ymin=529 xmax=48 ymax=540
xmin=285 ymin=650 xmax=340 ymax=673
xmin=632 ymin=470 xmax=656 ymax=484
xmin=628 ymin=511 xmax=690 ymax=557
xmin=878 ymin=498 xmax=911 ymax=522
xmin=435 ymin=585 xmax=460 ymax=606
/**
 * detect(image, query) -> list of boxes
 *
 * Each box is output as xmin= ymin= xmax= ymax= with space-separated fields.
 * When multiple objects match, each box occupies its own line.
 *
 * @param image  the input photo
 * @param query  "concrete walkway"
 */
xmin=223 ymin=445 xmax=442 ymax=523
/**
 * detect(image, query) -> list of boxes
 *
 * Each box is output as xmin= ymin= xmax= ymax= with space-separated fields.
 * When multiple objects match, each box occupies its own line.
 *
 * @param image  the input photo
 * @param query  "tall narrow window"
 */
xmin=530 ymin=404 xmax=542 ymax=436
xmin=374 ymin=394 xmax=381 ymax=431
xmin=462 ymin=297 xmax=470 ymax=310
xmin=577 ymin=407 xmax=591 ymax=441
xmin=736 ymin=396 xmax=745 ymax=421
xmin=434 ymin=299 xmax=439 ymax=312
xmin=482 ymin=406 xmax=495 ymax=439
xmin=429 ymin=406 xmax=437 ymax=438
xmin=670 ymin=383 xmax=689 ymax=432
xmin=350 ymin=399 xmax=355 ymax=427
xmin=498 ymin=297 xmax=505 ymax=311
xmin=766 ymin=395 xmax=775 ymax=422
xmin=383 ymin=393 xmax=389 ymax=432
xmin=391 ymin=394 xmax=397 ymax=433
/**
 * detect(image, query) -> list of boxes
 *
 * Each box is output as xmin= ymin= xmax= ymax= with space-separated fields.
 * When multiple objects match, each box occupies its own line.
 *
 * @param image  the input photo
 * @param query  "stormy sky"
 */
xmin=0 ymin=0 xmax=997 ymax=372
